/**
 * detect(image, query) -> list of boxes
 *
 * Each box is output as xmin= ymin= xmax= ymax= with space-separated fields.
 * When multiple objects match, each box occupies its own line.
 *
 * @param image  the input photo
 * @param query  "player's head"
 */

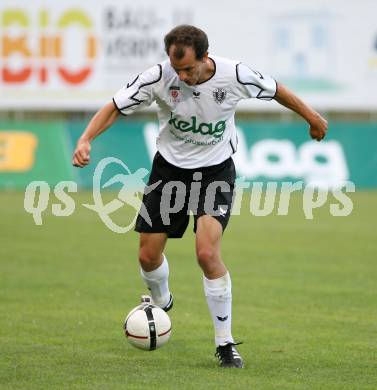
xmin=164 ymin=25 xmax=210 ymax=86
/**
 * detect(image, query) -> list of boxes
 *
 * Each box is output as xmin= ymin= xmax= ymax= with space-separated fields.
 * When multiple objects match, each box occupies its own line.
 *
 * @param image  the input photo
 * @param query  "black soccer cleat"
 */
xmin=162 ymin=294 xmax=174 ymax=312
xmin=215 ymin=342 xmax=244 ymax=368
xmin=140 ymin=294 xmax=173 ymax=312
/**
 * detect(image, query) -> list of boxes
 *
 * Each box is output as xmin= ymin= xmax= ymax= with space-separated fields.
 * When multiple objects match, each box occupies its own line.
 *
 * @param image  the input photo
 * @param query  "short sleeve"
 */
xmin=113 ymin=64 xmax=162 ymax=116
xmin=235 ymin=63 xmax=277 ymax=101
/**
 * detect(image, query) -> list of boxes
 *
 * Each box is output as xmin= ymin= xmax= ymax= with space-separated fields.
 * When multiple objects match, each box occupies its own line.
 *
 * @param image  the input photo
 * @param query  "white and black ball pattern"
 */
xmin=124 ymin=304 xmax=172 ymax=350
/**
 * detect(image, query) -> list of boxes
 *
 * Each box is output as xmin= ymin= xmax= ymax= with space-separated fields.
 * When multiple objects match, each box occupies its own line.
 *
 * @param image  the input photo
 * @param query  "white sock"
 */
xmin=203 ymin=272 xmax=234 ymax=346
xmin=140 ymin=254 xmax=170 ymax=308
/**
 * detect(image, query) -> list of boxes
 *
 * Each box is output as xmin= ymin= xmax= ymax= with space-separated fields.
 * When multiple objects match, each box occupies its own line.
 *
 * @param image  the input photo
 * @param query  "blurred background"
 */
xmin=0 ymin=0 xmax=376 ymax=191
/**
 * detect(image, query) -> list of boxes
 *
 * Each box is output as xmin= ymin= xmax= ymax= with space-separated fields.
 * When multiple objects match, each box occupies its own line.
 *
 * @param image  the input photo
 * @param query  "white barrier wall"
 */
xmin=0 ymin=0 xmax=376 ymax=111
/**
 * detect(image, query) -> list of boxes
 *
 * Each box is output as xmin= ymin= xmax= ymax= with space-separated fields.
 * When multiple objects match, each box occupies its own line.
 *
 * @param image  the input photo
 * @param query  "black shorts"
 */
xmin=135 ymin=152 xmax=236 ymax=238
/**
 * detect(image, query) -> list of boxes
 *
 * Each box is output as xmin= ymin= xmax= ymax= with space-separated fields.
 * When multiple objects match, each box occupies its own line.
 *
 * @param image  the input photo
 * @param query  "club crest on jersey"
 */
xmin=212 ymin=88 xmax=227 ymax=104
xmin=169 ymin=86 xmax=181 ymax=102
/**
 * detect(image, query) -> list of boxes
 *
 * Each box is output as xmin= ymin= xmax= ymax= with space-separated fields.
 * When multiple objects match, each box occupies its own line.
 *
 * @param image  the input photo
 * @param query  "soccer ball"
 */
xmin=124 ymin=303 xmax=172 ymax=350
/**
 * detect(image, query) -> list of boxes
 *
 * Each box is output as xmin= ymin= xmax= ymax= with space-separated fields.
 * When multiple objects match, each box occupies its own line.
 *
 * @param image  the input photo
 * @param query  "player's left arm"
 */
xmin=274 ymin=82 xmax=328 ymax=141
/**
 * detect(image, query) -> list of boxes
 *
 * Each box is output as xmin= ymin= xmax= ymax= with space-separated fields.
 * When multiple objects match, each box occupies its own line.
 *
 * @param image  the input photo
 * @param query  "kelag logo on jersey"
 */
xmin=168 ymin=112 xmax=226 ymax=138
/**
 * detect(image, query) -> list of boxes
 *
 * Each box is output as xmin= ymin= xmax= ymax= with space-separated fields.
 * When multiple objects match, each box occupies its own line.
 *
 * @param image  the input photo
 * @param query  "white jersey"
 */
xmin=113 ymin=55 xmax=276 ymax=169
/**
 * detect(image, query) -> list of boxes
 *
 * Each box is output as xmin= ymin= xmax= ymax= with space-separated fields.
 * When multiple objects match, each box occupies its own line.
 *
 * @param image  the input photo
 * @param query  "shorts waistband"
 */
xmin=155 ymin=152 xmax=232 ymax=175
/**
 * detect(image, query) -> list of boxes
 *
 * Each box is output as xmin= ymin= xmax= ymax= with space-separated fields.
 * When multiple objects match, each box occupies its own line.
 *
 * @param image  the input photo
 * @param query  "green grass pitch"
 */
xmin=0 ymin=191 xmax=376 ymax=389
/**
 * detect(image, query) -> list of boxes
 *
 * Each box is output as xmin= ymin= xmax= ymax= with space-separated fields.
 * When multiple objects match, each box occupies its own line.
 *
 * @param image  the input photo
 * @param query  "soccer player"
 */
xmin=72 ymin=25 xmax=328 ymax=368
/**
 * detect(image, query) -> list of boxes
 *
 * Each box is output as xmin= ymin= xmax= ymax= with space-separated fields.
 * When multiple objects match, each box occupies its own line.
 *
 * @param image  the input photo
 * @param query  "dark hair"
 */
xmin=164 ymin=25 xmax=209 ymax=60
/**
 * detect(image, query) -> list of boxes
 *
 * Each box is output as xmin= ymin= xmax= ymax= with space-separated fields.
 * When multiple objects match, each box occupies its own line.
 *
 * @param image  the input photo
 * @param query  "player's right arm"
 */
xmin=72 ymin=101 xmax=119 ymax=167
xmin=73 ymin=64 xmax=161 ymax=167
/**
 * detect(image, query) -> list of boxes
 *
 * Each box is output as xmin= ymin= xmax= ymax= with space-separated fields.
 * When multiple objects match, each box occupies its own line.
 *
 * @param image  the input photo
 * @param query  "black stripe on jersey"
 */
xmin=127 ymin=75 xmax=139 ymax=88
xmin=117 ymin=64 xmax=162 ymax=114
xmin=236 ymin=63 xmax=276 ymax=100
xmin=256 ymin=77 xmax=278 ymax=100
xmin=270 ymin=78 xmax=278 ymax=100
xmin=113 ymin=98 xmax=127 ymax=116
xmin=229 ymin=139 xmax=236 ymax=154
xmin=197 ymin=56 xmax=216 ymax=85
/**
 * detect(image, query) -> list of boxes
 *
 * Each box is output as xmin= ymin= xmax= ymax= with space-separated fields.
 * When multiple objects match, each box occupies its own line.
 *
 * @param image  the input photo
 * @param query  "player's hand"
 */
xmin=72 ymin=139 xmax=91 ymax=167
xmin=309 ymin=114 xmax=328 ymax=142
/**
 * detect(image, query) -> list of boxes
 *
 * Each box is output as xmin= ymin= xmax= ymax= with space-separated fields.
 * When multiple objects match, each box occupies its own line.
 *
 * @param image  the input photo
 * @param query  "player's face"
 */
xmin=169 ymin=46 xmax=208 ymax=86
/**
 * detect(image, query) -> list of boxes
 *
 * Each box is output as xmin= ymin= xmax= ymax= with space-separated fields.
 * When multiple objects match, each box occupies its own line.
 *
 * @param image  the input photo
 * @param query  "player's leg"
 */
xmin=139 ymin=232 xmax=173 ymax=310
xmin=195 ymin=215 xmax=233 ymax=342
xmin=139 ymin=232 xmax=168 ymax=271
xmin=195 ymin=217 xmax=243 ymax=368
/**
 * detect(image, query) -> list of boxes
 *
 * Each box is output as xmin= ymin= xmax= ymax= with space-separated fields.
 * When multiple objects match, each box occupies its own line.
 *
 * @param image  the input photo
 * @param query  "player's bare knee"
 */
xmin=196 ymin=246 xmax=216 ymax=269
xmin=138 ymin=247 xmax=161 ymax=269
